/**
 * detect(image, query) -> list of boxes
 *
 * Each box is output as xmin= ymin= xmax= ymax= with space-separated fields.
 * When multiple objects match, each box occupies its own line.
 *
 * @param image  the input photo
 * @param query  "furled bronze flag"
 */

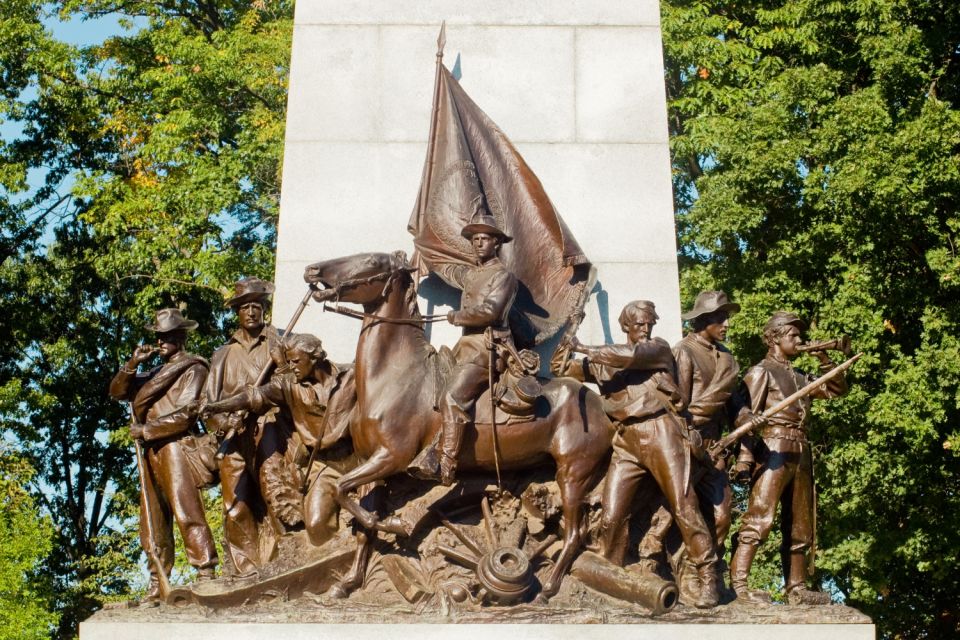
xmin=407 ymin=31 xmax=592 ymax=347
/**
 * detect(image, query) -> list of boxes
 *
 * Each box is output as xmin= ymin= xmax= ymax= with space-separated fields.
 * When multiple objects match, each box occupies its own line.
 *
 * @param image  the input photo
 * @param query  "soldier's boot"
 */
xmin=675 ymin=555 xmax=702 ymax=605
xmin=785 ymin=552 xmax=830 ymax=605
xmin=715 ymin=557 xmax=735 ymax=604
xmin=141 ymin=576 xmax=162 ymax=605
xmin=730 ymin=540 xmax=772 ymax=604
xmin=597 ymin=516 xmax=629 ymax=567
xmin=195 ymin=566 xmax=216 ymax=583
xmin=694 ymin=561 xmax=720 ymax=609
xmin=438 ymin=419 xmax=467 ymax=486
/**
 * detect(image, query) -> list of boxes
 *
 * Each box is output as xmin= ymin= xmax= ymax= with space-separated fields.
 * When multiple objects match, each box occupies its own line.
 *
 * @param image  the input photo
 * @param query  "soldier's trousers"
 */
xmin=439 ymin=362 xmax=489 ymax=462
xmin=600 ymin=415 xmax=718 ymax=569
xmin=638 ymin=449 xmax=732 ymax=560
xmin=141 ymin=438 xmax=218 ymax=577
xmin=732 ymin=436 xmax=814 ymax=590
xmin=218 ymin=421 xmax=265 ymax=576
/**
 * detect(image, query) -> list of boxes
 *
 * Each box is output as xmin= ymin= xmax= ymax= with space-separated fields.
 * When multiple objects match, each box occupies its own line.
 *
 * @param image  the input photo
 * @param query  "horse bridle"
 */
xmin=316 ymin=266 xmax=448 ymax=326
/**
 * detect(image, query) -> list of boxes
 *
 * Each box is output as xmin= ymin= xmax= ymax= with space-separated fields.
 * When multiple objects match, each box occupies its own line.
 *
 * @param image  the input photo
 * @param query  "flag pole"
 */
xmin=422 ymin=21 xmax=445 ymax=206
xmin=411 ymin=22 xmax=446 ymax=284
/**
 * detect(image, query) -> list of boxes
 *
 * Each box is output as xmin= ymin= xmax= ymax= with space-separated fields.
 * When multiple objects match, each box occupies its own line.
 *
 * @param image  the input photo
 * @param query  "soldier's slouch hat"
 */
xmin=681 ymin=290 xmax=741 ymax=321
xmin=145 ymin=308 xmax=199 ymax=333
xmin=461 ymin=212 xmax=512 ymax=243
xmin=226 ymin=277 xmax=276 ymax=308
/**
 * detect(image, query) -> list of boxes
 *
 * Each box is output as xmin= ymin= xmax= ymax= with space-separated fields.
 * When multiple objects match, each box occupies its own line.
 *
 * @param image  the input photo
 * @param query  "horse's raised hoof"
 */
xmin=378 ymin=515 xmax=412 ymax=537
xmin=326 ymin=582 xmax=350 ymax=600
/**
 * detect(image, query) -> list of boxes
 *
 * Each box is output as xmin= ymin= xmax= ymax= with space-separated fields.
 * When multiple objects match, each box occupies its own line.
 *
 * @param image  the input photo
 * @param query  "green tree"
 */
xmin=663 ymin=0 xmax=960 ymax=636
xmin=0 ymin=1 xmax=292 ymax=635
xmin=0 ymin=452 xmax=58 ymax=639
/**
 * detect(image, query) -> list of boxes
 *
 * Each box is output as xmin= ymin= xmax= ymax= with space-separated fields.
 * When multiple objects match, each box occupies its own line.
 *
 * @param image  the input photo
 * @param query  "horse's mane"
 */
xmin=395 ymin=269 xmax=442 ymax=362
xmin=402 ymin=271 xmax=421 ymax=320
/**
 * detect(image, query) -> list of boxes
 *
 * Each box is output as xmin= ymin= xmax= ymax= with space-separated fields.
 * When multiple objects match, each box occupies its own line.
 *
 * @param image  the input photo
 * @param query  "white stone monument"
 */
xmin=273 ymin=0 xmax=682 ymax=361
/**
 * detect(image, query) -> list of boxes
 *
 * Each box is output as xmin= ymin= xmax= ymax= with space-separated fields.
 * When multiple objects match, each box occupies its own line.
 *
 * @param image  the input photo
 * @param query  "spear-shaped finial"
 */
xmin=437 ymin=21 xmax=446 ymax=59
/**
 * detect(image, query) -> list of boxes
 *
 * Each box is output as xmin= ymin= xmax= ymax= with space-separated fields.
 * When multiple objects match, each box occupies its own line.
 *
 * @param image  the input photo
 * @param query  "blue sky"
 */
xmin=1 ymin=10 xmax=142 ymax=242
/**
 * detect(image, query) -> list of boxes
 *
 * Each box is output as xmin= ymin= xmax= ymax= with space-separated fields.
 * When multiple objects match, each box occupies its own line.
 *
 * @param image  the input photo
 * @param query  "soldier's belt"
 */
xmin=760 ymin=424 xmax=808 ymax=442
xmin=618 ymin=409 xmax=670 ymax=428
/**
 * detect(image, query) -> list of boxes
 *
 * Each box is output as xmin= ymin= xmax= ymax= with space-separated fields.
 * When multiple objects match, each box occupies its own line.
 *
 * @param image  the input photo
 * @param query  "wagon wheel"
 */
xmin=435 ymin=495 xmax=558 ymax=604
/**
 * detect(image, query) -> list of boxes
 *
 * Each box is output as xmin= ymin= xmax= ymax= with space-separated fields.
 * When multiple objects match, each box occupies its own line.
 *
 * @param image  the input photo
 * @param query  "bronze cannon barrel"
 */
xmin=571 ymin=550 xmax=678 ymax=614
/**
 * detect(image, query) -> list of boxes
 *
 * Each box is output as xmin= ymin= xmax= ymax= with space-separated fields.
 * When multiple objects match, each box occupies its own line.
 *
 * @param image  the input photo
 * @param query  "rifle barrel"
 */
xmin=711 ymin=352 xmax=862 ymax=454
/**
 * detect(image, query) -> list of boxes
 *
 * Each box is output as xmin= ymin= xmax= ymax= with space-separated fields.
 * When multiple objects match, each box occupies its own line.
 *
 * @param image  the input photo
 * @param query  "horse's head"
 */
xmin=304 ymin=251 xmax=415 ymax=305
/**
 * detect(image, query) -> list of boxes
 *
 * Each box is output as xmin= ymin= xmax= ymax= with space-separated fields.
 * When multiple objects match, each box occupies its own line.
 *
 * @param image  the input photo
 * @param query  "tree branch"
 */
xmin=119 ymin=274 xmax=222 ymax=292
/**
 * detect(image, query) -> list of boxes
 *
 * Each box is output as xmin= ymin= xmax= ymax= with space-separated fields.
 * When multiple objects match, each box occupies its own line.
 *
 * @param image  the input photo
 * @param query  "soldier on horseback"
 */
xmin=409 ymin=210 xmax=518 ymax=486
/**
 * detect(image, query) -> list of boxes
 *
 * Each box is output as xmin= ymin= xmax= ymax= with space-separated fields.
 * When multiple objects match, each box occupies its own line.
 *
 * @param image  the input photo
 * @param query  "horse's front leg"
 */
xmin=335 ymin=448 xmax=410 ymax=535
xmin=328 ymin=486 xmax=381 ymax=599
xmin=335 ymin=448 xmax=395 ymax=530
xmin=540 ymin=465 xmax=592 ymax=600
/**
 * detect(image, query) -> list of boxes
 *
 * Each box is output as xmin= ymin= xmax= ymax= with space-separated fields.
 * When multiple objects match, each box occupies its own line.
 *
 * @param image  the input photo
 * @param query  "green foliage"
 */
xmin=0 ymin=1 xmax=292 ymax=636
xmin=0 ymin=452 xmax=58 ymax=639
xmin=664 ymin=0 xmax=960 ymax=636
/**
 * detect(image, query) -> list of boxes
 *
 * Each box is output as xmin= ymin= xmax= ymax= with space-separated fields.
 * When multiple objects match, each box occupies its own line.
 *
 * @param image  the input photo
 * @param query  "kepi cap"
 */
xmin=764 ymin=311 xmax=807 ymax=333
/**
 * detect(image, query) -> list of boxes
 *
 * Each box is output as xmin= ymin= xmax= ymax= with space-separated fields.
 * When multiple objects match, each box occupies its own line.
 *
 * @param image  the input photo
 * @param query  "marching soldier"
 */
xmin=730 ymin=311 xmax=848 ymax=604
xmin=203 ymin=277 xmax=281 ymax=577
xmin=637 ymin=291 xmax=740 ymax=598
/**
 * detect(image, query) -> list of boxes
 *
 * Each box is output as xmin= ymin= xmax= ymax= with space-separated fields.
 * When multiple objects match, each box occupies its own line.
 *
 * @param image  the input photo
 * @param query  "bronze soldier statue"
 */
xmin=729 ymin=311 xmax=848 ymax=604
xmin=410 ymin=211 xmax=518 ymax=486
xmin=202 ymin=333 xmax=356 ymax=547
xmin=110 ymin=308 xmax=218 ymax=600
xmin=553 ymin=300 xmax=721 ymax=609
xmin=203 ymin=278 xmax=280 ymax=577
xmin=637 ymin=291 xmax=740 ymax=596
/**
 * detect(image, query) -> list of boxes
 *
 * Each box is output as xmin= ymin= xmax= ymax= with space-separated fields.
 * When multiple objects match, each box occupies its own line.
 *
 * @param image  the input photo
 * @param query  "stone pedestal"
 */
xmin=81 ymin=621 xmax=875 ymax=640
xmin=273 ymin=0 xmax=682 ymax=361
xmin=80 ymin=585 xmax=874 ymax=639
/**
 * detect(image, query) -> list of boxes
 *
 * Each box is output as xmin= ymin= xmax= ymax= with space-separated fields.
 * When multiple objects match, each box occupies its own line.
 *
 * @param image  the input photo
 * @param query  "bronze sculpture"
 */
xmin=203 ymin=278 xmax=280 ymax=577
xmin=409 ymin=212 xmax=518 ymax=486
xmin=552 ymin=300 xmax=721 ymax=608
xmin=303 ymin=250 xmax=614 ymax=599
xmin=109 ymin=308 xmax=218 ymax=601
xmin=97 ymin=28 xmax=868 ymax=619
xmin=637 ymin=291 xmax=740 ymax=599
xmin=201 ymin=333 xmax=357 ymax=548
xmin=728 ymin=311 xmax=848 ymax=604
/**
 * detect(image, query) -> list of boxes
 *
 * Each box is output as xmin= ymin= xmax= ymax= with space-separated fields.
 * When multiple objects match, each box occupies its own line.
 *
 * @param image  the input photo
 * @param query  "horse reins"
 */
xmin=317 ymin=268 xmax=448 ymax=325
xmin=323 ymin=303 xmax=447 ymax=326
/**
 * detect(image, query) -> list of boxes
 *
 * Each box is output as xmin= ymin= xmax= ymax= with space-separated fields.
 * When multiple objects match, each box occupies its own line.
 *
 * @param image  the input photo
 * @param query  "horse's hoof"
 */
xmin=539 ymin=581 xmax=559 ymax=601
xmin=379 ymin=515 xmax=412 ymax=537
xmin=326 ymin=583 xmax=350 ymax=600
xmin=532 ymin=593 xmax=550 ymax=605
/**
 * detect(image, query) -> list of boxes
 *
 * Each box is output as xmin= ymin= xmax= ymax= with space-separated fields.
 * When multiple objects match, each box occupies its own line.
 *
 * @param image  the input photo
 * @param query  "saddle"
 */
xmin=432 ymin=345 xmax=542 ymax=425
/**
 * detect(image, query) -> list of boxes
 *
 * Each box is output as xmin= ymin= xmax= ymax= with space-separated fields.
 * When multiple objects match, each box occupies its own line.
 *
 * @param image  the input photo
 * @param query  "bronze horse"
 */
xmin=304 ymin=251 xmax=615 ymax=598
